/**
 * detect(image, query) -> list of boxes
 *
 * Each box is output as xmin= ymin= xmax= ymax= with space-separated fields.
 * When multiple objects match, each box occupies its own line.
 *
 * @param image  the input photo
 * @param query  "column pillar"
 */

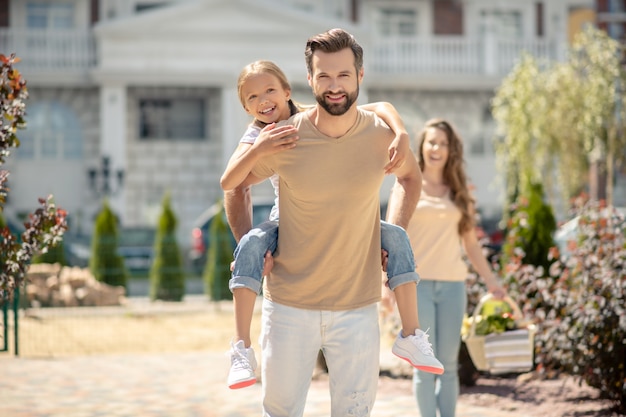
xmin=99 ymin=84 xmax=127 ymax=222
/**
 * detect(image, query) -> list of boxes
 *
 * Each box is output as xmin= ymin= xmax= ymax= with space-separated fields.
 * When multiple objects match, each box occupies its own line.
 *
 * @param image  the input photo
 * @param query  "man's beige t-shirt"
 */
xmin=251 ymin=109 xmax=394 ymax=311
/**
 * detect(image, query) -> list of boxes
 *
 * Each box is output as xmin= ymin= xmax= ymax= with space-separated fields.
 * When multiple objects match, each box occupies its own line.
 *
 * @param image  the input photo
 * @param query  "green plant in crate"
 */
xmin=474 ymin=312 xmax=516 ymax=336
xmin=462 ymin=298 xmax=517 ymax=337
xmin=150 ymin=193 xmax=185 ymax=301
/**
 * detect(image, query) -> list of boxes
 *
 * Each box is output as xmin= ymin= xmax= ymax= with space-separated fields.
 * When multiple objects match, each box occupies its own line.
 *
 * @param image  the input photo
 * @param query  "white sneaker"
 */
xmin=227 ymin=340 xmax=257 ymax=389
xmin=392 ymin=329 xmax=444 ymax=375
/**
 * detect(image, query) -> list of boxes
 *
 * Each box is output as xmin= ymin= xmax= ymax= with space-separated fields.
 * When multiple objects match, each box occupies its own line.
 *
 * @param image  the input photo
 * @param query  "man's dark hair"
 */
xmin=304 ymin=28 xmax=363 ymax=75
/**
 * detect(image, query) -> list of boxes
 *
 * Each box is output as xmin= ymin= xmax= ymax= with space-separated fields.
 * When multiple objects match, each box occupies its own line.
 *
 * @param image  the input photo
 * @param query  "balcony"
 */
xmin=0 ymin=29 xmax=96 ymax=72
xmin=0 ymin=29 xmax=562 ymax=83
xmin=370 ymin=36 xmax=561 ymax=77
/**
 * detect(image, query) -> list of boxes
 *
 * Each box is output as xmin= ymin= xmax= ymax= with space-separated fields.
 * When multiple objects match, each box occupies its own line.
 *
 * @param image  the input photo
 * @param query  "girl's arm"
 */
xmin=220 ymin=123 xmax=298 ymax=191
xmin=220 ymin=142 xmax=256 ymax=191
xmin=359 ymin=102 xmax=410 ymax=175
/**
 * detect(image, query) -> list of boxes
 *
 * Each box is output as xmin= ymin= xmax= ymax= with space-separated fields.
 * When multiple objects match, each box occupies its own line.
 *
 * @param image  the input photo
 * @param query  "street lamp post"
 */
xmin=88 ymin=155 xmax=124 ymax=197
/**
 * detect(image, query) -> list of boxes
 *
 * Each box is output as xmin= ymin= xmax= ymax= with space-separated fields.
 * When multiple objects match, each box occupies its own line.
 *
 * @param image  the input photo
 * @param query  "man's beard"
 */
xmin=315 ymin=85 xmax=359 ymax=116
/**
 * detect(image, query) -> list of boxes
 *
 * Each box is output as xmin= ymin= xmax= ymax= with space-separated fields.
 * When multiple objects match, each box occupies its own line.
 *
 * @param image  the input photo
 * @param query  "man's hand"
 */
xmin=380 ymin=273 xmax=396 ymax=317
xmin=381 ymin=249 xmax=389 ymax=272
xmin=262 ymin=251 xmax=274 ymax=276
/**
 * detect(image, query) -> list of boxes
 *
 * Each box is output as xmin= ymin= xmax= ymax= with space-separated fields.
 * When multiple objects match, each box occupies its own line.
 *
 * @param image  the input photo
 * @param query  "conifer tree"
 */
xmin=89 ymin=200 xmax=127 ymax=288
xmin=149 ymin=193 xmax=185 ymax=301
xmin=501 ymin=182 xmax=557 ymax=272
xmin=204 ymin=200 xmax=234 ymax=301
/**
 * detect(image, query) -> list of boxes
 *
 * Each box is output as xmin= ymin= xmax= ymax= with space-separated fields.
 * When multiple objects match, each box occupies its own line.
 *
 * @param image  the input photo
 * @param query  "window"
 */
xmin=609 ymin=0 xmax=626 ymax=12
xmin=135 ymin=3 xmax=167 ymax=13
xmin=139 ymin=98 xmax=206 ymax=140
xmin=289 ymin=0 xmax=347 ymax=19
xmin=480 ymin=10 xmax=522 ymax=39
xmin=26 ymin=2 xmax=75 ymax=29
xmin=376 ymin=8 xmax=418 ymax=36
xmin=17 ymin=101 xmax=83 ymax=160
xmin=607 ymin=1 xmax=626 ymax=39
xmin=469 ymin=135 xmax=485 ymax=155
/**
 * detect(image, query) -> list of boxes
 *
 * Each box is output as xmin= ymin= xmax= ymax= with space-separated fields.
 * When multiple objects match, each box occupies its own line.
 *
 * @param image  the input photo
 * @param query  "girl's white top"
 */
xmin=240 ymin=125 xmax=279 ymax=221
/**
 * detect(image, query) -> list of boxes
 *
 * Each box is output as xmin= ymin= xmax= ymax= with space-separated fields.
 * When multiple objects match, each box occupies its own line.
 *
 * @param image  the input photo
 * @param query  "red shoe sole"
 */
xmin=228 ymin=378 xmax=257 ymax=389
xmin=393 ymin=352 xmax=445 ymax=375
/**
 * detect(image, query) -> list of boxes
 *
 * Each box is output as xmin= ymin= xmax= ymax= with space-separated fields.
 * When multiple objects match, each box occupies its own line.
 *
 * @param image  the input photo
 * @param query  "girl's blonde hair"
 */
xmin=416 ymin=118 xmax=476 ymax=235
xmin=236 ymin=60 xmax=300 ymax=127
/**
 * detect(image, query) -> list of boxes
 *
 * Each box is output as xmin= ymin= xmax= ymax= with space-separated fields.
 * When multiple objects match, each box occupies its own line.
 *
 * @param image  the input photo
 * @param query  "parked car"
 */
xmin=189 ymin=200 xmax=274 ymax=272
xmin=553 ymin=206 xmax=626 ymax=257
xmin=118 ymin=227 xmax=156 ymax=275
xmin=64 ymin=233 xmax=92 ymax=267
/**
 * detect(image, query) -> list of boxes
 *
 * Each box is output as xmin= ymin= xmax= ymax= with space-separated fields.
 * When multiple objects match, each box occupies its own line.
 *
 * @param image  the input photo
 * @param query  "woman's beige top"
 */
xmin=406 ymin=189 xmax=468 ymax=282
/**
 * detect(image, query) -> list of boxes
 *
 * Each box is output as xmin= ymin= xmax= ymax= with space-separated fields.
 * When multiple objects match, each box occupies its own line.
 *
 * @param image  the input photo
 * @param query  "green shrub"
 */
xmin=149 ymin=193 xmax=185 ymax=301
xmin=503 ymin=199 xmax=625 ymax=413
xmin=89 ymin=200 xmax=127 ymax=288
xmin=204 ymin=201 xmax=234 ymax=301
xmin=500 ymin=182 xmax=557 ymax=273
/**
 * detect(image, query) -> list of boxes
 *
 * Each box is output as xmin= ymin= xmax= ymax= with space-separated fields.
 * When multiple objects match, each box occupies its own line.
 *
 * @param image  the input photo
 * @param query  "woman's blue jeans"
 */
xmin=228 ymin=219 xmax=419 ymax=293
xmin=412 ymin=280 xmax=467 ymax=417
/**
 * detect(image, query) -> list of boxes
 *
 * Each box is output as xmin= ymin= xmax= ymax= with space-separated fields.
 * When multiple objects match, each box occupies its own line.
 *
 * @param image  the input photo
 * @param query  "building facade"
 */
xmin=0 ymin=0 xmax=595 ymax=254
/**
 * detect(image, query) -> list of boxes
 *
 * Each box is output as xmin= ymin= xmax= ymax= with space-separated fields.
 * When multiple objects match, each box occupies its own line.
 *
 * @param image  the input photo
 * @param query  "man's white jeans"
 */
xmin=260 ymin=298 xmax=380 ymax=417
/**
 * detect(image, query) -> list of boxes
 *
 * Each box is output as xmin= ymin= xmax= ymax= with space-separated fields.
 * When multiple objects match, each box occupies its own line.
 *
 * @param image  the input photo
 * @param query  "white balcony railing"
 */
xmin=0 ymin=29 xmax=560 ymax=78
xmin=495 ymin=38 xmax=557 ymax=74
xmin=370 ymin=36 xmax=560 ymax=76
xmin=0 ymin=29 xmax=96 ymax=72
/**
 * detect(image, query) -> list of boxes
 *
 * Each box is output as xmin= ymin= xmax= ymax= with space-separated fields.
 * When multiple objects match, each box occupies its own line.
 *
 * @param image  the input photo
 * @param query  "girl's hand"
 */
xmin=253 ymin=123 xmax=299 ymax=156
xmin=385 ymin=132 xmax=410 ymax=174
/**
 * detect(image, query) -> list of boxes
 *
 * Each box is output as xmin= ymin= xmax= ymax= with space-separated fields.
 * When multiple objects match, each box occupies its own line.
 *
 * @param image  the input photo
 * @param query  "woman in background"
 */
xmin=384 ymin=118 xmax=507 ymax=417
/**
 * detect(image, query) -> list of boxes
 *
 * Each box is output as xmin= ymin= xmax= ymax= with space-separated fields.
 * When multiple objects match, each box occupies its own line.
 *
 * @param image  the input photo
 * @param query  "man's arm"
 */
xmin=224 ymin=185 xmax=253 ymax=243
xmin=223 ymin=167 xmax=267 ymax=242
xmin=385 ymin=150 xmax=422 ymax=229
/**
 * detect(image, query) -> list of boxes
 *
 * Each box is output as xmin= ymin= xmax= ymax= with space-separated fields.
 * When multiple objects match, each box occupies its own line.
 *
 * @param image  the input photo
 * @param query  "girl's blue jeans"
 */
xmin=228 ymin=219 xmax=419 ymax=293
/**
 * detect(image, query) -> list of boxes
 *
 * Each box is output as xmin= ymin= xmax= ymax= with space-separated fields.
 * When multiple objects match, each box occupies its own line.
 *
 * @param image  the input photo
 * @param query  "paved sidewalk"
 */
xmin=0 ymin=351 xmax=522 ymax=417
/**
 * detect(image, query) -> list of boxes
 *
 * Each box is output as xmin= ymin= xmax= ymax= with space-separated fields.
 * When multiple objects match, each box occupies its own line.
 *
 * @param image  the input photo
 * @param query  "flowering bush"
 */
xmin=0 ymin=54 xmax=67 ymax=295
xmin=502 ymin=198 xmax=626 ymax=413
